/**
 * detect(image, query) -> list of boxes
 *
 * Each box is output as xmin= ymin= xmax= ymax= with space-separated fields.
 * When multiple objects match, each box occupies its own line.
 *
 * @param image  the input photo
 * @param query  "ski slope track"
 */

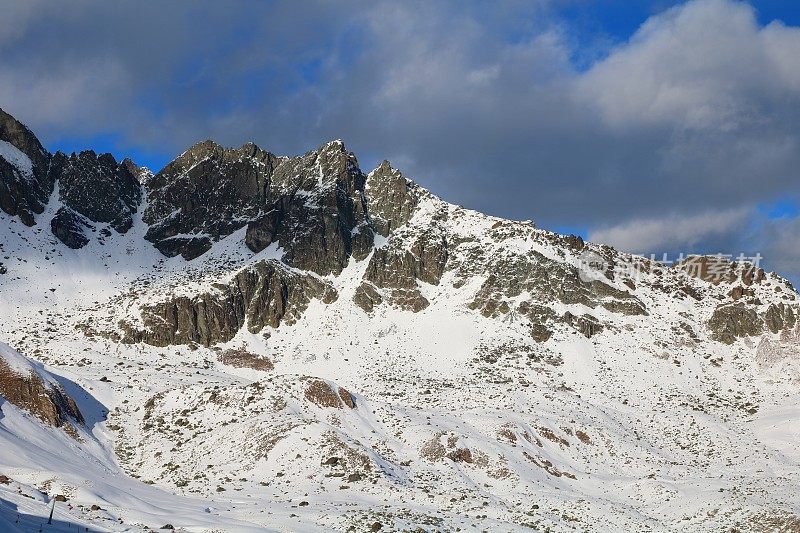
xmin=1 ymin=107 xmax=799 ymax=532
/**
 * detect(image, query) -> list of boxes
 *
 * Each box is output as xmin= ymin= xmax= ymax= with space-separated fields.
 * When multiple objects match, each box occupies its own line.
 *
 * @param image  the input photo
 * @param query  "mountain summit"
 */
xmin=1 ymin=108 xmax=799 ymax=531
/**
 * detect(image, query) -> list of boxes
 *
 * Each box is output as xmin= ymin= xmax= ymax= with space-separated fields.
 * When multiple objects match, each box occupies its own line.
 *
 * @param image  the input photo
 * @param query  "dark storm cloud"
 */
xmin=0 ymin=0 xmax=799 ymax=279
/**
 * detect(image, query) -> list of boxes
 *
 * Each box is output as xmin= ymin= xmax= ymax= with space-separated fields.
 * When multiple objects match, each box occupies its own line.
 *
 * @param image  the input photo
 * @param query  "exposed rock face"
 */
xmin=122 ymin=260 xmax=337 ymax=347
xmin=355 ymin=226 xmax=448 ymax=312
xmin=365 ymin=161 xmax=422 ymax=237
xmin=763 ymin=303 xmax=797 ymax=334
xmin=0 ymin=108 xmax=53 ymax=226
xmin=563 ymin=312 xmax=603 ymax=338
xmin=49 ymin=150 xmax=141 ymax=234
xmin=244 ymin=199 xmax=285 ymax=253
xmin=144 ymin=141 xmax=279 ymax=259
xmin=50 ymin=207 xmax=93 ymax=249
xmin=0 ymin=343 xmax=84 ymax=428
xmin=267 ymin=141 xmax=373 ymax=275
xmin=466 ymin=247 xmax=645 ymax=329
xmin=144 ymin=139 xmax=374 ymax=270
xmin=708 ymin=303 xmax=764 ymax=344
xmin=675 ymin=255 xmax=765 ymax=286
xmin=218 ymin=347 xmax=274 ymax=371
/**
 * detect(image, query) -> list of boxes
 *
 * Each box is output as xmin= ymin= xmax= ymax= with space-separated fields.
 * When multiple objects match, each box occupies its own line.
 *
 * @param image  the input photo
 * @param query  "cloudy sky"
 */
xmin=1 ymin=0 xmax=798 ymax=282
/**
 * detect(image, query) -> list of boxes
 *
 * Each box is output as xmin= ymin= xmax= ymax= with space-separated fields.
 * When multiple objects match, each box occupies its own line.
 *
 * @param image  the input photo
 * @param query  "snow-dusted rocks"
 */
xmin=49 ymin=150 xmax=142 ymax=235
xmin=143 ymin=140 xmax=279 ymax=259
xmin=0 ymin=342 xmax=83 ymax=429
xmin=0 ymin=108 xmax=53 ymax=226
xmin=122 ymin=259 xmax=338 ymax=346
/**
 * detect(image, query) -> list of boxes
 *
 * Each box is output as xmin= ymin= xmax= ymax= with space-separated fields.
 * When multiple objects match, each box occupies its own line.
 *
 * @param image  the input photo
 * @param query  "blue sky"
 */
xmin=1 ymin=0 xmax=799 ymax=282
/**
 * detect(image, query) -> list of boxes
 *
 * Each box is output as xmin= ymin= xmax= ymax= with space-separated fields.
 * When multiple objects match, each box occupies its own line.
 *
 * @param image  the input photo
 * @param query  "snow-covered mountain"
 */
xmin=1 ymin=107 xmax=799 ymax=532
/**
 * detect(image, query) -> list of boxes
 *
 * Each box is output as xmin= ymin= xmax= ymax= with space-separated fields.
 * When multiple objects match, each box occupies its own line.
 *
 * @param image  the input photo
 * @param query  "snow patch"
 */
xmin=0 ymin=140 xmax=33 ymax=179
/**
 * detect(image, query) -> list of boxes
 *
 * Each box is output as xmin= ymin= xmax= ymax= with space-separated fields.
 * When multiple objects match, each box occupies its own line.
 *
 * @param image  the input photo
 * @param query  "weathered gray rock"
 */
xmin=708 ymin=303 xmax=764 ymax=344
xmin=763 ymin=303 xmax=797 ymax=334
xmin=563 ymin=312 xmax=603 ymax=338
xmin=122 ymin=260 xmax=337 ymax=347
xmin=365 ymin=161 xmax=421 ymax=237
xmin=145 ymin=139 xmax=375 ymax=270
xmin=245 ymin=200 xmax=286 ymax=253
xmin=355 ymin=227 xmax=448 ymax=312
xmin=270 ymin=141 xmax=373 ymax=275
xmin=0 ymin=108 xmax=53 ymax=226
xmin=468 ymin=249 xmax=645 ymax=319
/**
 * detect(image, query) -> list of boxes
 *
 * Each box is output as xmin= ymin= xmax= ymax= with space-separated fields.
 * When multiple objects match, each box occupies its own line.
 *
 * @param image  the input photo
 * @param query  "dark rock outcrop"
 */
xmin=563 ymin=312 xmax=603 ymax=338
xmin=244 ymin=200 xmax=286 ymax=253
xmin=144 ymin=139 xmax=375 ymax=270
xmin=675 ymin=255 xmax=765 ymax=286
xmin=0 ymin=108 xmax=53 ymax=226
xmin=268 ymin=141 xmax=373 ymax=275
xmin=144 ymin=140 xmax=279 ymax=259
xmin=49 ymin=150 xmax=141 ymax=233
xmin=355 ymin=226 xmax=448 ymax=312
xmin=763 ymin=303 xmax=797 ymax=334
xmin=304 ymin=379 xmax=356 ymax=409
xmin=50 ymin=207 xmax=93 ymax=249
xmin=122 ymin=260 xmax=337 ymax=346
xmin=468 ymin=249 xmax=645 ymax=320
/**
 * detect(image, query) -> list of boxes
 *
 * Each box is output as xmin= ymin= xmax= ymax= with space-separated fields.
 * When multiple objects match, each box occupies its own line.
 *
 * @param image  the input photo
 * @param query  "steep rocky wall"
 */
xmin=0 ymin=108 xmax=54 ymax=226
xmin=122 ymin=260 xmax=337 ymax=347
xmin=50 ymin=151 xmax=142 ymax=233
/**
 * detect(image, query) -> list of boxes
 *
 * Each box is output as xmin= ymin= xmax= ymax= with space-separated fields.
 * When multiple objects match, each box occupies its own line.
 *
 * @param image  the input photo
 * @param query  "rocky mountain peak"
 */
xmin=0 ymin=108 xmax=54 ymax=226
xmin=365 ymin=160 xmax=424 ymax=237
xmin=0 ymin=108 xmax=49 ymax=172
xmin=143 ymin=140 xmax=280 ymax=259
xmin=47 ymin=149 xmax=142 ymax=248
xmin=121 ymin=157 xmax=152 ymax=184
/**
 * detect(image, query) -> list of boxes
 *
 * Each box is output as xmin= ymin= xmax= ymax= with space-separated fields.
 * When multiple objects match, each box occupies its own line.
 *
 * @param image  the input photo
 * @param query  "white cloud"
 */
xmin=577 ymin=0 xmax=800 ymax=131
xmin=588 ymin=208 xmax=751 ymax=252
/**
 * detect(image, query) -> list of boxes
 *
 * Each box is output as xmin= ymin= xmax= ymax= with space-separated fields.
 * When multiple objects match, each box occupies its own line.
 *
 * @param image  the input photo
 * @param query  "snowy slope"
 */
xmin=1 ymin=129 xmax=799 ymax=531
